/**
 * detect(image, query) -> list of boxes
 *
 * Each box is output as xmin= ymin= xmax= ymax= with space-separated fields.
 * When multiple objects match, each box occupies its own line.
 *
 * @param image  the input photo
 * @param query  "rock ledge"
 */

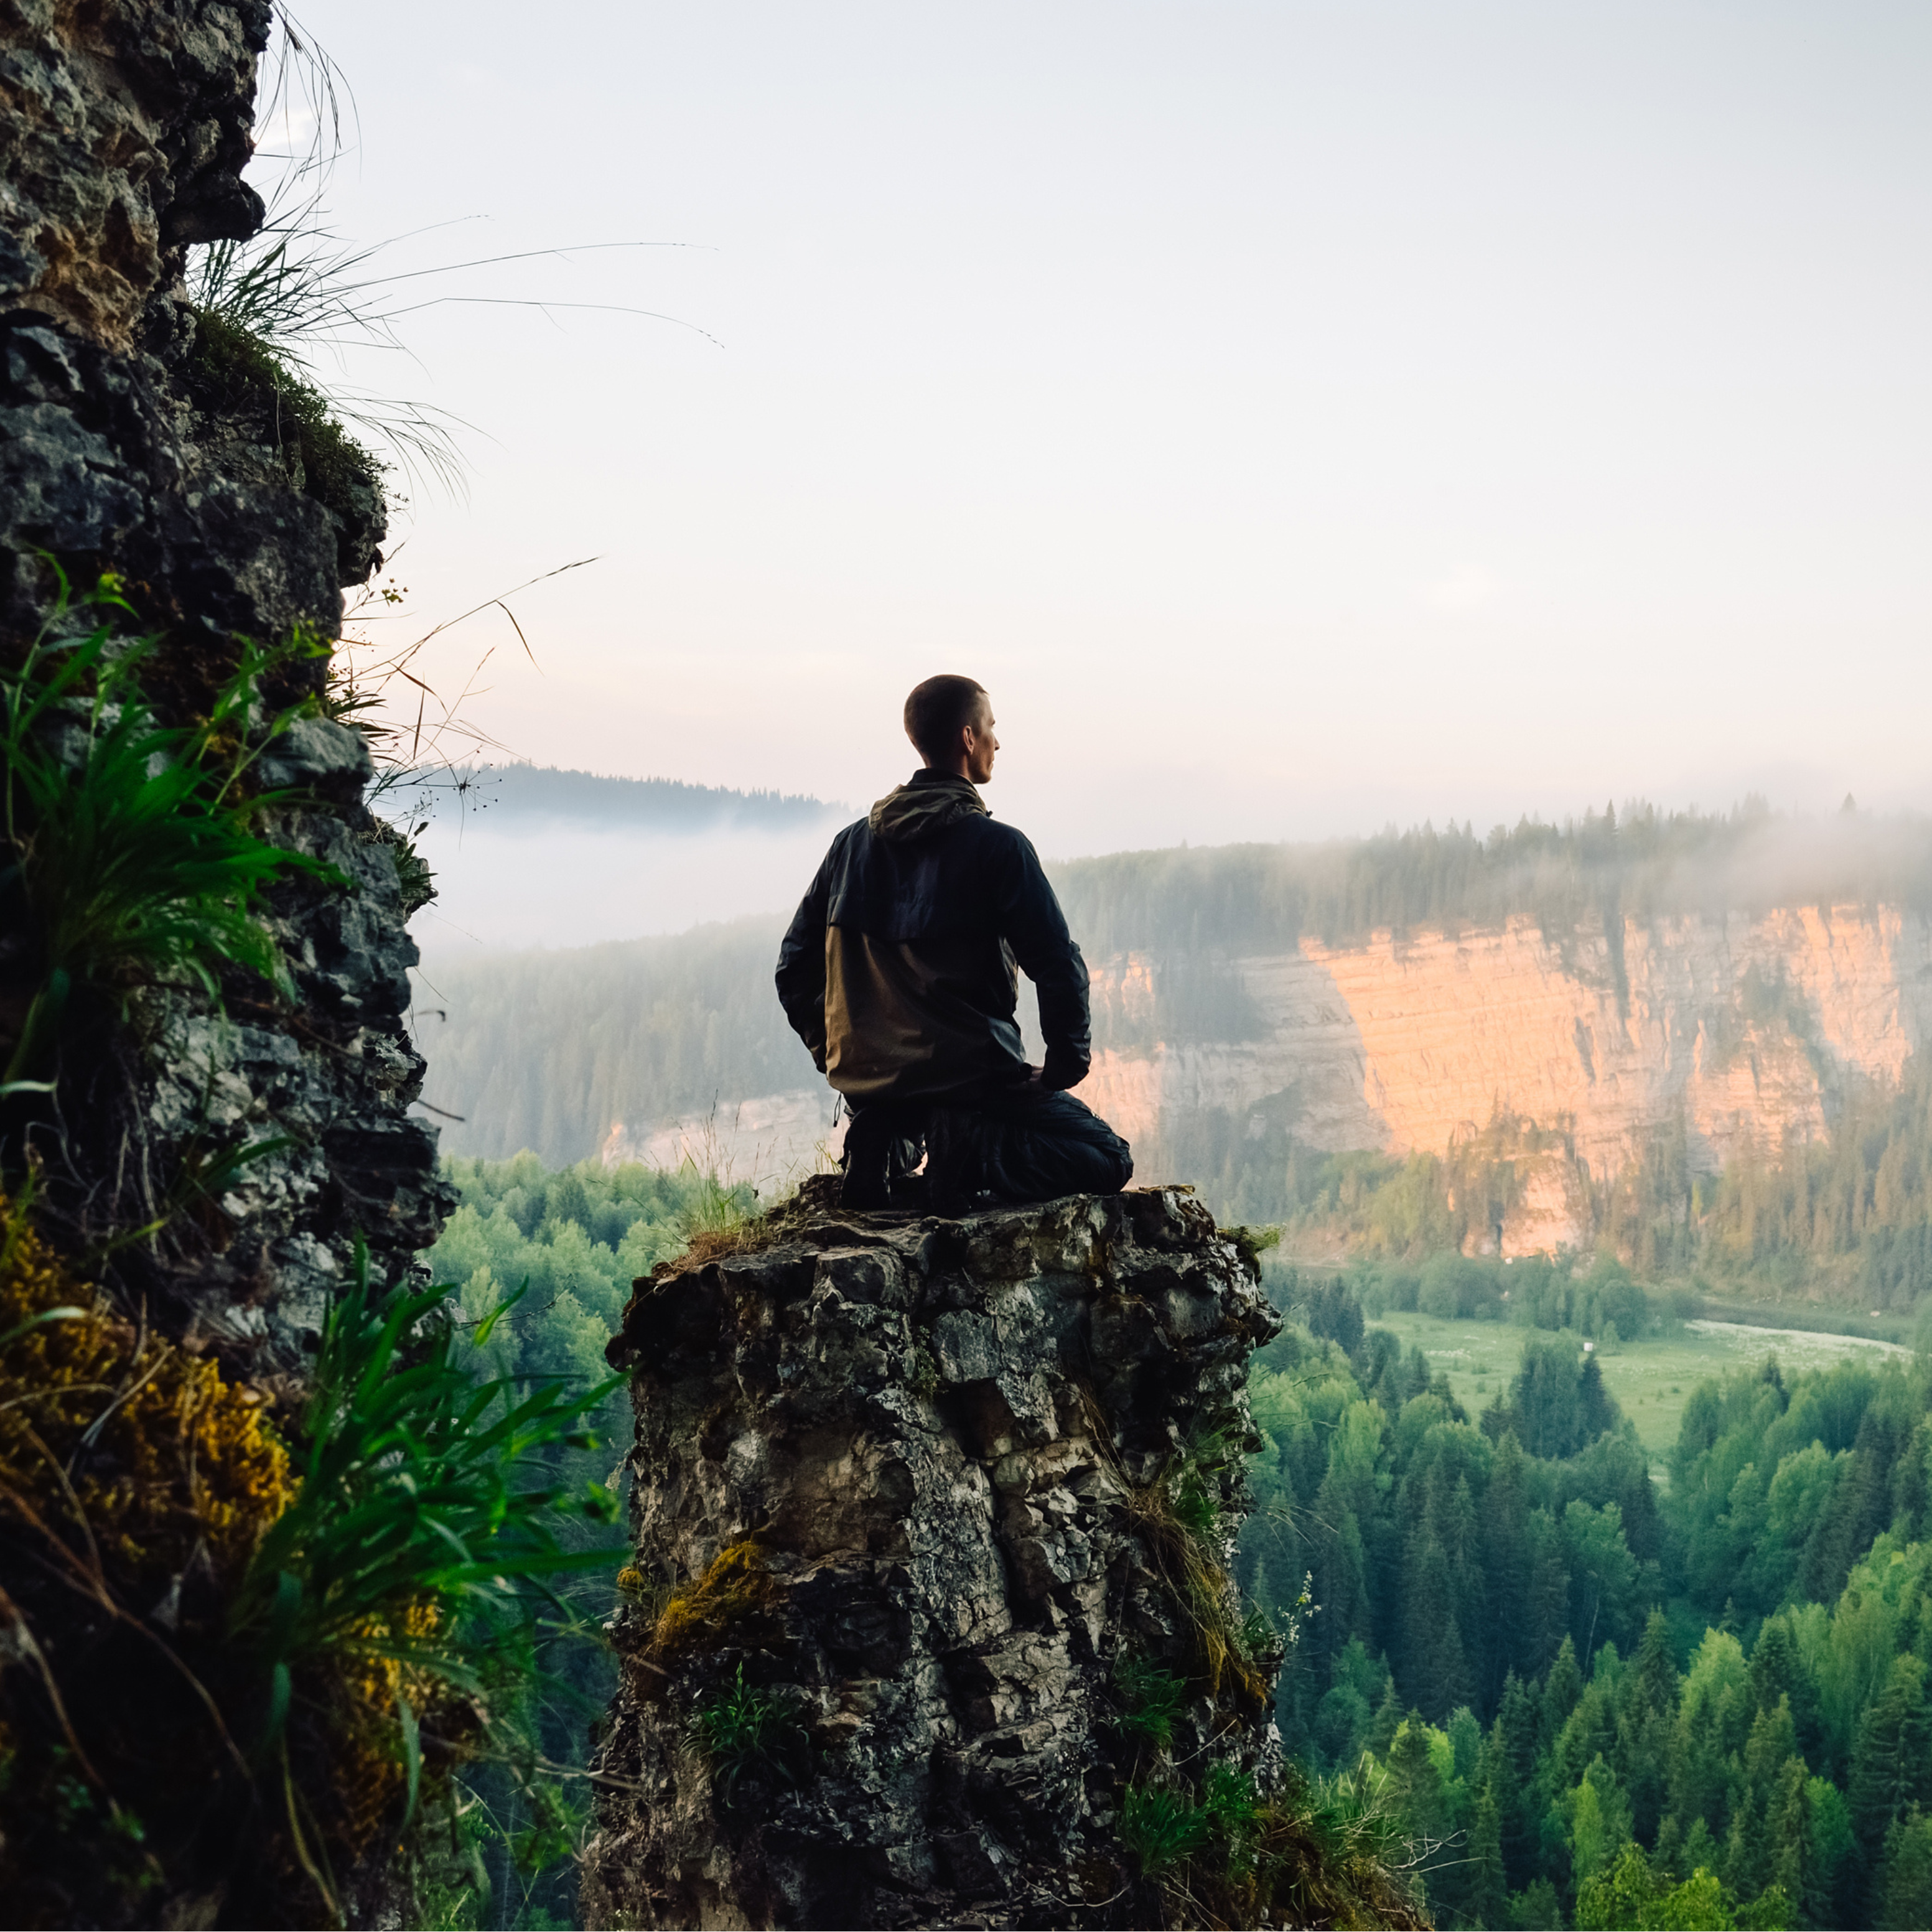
xmin=585 ymin=1184 xmax=1282 ymax=1930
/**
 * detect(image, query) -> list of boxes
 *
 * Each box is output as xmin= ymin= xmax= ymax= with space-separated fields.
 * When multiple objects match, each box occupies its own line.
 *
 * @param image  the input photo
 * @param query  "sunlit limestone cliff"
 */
xmin=1080 ymin=905 xmax=1932 ymax=1254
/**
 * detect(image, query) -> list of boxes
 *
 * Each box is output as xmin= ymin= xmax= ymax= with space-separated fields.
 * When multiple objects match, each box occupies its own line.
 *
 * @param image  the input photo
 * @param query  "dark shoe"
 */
xmin=839 ymin=1108 xmax=894 ymax=1210
xmin=841 ymin=1104 xmax=930 ymax=1212
xmin=924 ymin=1106 xmax=997 ymax=1216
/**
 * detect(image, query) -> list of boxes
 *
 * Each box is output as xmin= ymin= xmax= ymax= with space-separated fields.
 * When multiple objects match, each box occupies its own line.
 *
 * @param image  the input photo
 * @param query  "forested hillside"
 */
xmin=407 ymin=763 xmax=843 ymax=832
xmin=1238 ymin=1272 xmax=1932 ymax=1929
xmin=1052 ymin=801 xmax=1932 ymax=959
xmin=416 ymin=918 xmax=807 ymax=1161
xmin=1253 ymin=1048 xmax=1932 ymax=1313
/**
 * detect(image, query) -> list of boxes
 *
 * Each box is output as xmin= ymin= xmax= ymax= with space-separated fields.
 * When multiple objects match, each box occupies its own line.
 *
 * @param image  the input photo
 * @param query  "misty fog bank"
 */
xmin=405 ymin=786 xmax=1932 ymax=964
xmin=405 ymin=818 xmax=846 ymax=956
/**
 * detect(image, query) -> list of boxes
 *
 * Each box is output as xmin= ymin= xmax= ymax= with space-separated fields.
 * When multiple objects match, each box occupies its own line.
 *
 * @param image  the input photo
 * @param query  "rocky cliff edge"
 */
xmin=583 ymin=1182 xmax=1426 ymax=1931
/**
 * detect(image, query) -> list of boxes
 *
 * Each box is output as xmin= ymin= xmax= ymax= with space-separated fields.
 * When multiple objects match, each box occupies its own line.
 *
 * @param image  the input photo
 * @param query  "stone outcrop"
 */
xmin=584 ymin=1183 xmax=1286 ymax=1930
xmin=0 ymin=1 xmax=449 ymax=1374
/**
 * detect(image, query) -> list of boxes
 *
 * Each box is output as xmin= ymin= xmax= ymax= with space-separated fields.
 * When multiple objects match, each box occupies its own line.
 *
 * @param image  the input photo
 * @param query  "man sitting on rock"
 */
xmin=777 ymin=674 xmax=1134 ymax=1212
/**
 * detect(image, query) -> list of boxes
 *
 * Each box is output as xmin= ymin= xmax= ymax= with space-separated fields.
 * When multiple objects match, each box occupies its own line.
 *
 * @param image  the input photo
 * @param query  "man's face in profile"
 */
xmin=964 ymin=694 xmax=999 ymax=785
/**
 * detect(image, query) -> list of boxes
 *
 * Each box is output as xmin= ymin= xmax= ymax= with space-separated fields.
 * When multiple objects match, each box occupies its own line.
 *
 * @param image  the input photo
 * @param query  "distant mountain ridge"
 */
xmin=409 ymin=762 xmax=849 ymax=833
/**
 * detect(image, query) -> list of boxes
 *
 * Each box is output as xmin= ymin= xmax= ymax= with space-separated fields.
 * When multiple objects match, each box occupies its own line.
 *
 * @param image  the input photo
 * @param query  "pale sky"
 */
xmin=302 ymin=0 xmax=1932 ymax=867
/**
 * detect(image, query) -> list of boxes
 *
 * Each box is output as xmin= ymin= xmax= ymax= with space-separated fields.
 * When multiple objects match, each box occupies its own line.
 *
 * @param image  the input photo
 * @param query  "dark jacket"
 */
xmin=775 ymin=770 xmax=1093 ymax=1102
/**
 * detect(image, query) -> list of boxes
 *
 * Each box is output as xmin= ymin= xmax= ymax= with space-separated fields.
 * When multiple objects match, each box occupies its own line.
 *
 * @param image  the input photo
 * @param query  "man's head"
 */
xmin=903 ymin=674 xmax=998 ymax=785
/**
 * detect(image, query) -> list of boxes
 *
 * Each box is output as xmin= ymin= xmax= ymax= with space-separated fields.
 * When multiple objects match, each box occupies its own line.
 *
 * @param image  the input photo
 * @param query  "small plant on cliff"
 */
xmin=1121 ymin=1781 xmax=1213 ymax=1875
xmin=1121 ymin=1755 xmax=1427 ymax=1926
xmin=1076 ymin=1387 xmax=1268 ymax=1710
xmin=1113 ymin=1654 xmax=1188 ymax=1752
xmin=0 ymin=564 xmax=342 ymax=1090
xmin=1169 ymin=1423 xmax=1243 ymax=1537
xmin=1122 ymin=1763 xmax=1264 ymax=1877
xmin=187 ymin=306 xmax=400 ymax=512
xmin=687 ymin=1664 xmax=810 ymax=1803
xmin=663 ymin=1127 xmax=768 ymax=1267
xmin=1223 ymin=1223 xmax=1282 ymax=1274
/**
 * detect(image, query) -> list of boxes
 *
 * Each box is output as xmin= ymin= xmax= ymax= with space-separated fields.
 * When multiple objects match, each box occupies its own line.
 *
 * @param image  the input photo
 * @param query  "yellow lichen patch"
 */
xmin=651 ymin=1541 xmax=778 ymax=1656
xmin=333 ymin=1600 xmax=465 ymax=1856
xmin=0 ymin=1195 xmax=294 ymax=1591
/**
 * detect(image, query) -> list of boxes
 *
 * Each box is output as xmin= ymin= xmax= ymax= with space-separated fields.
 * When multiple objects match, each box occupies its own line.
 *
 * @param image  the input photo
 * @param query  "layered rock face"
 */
xmin=1080 ymin=907 xmax=1932 ymax=1226
xmin=584 ymin=1184 xmax=1282 ymax=1930
xmin=1 ymin=1 xmax=449 ymax=1374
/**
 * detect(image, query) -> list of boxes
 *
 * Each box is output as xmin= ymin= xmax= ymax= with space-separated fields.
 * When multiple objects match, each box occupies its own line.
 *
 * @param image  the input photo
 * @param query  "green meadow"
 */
xmin=1365 ymin=1307 xmax=1912 ymax=1473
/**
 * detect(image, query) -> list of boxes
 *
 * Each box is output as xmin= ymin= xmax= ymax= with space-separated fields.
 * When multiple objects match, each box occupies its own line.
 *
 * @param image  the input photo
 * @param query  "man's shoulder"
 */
xmin=960 ymin=813 xmax=1037 ymax=857
xmin=819 ymin=816 xmax=870 ymax=861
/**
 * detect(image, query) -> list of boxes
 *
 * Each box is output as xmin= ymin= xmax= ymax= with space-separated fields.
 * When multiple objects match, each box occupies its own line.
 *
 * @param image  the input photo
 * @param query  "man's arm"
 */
xmin=997 ymin=832 xmax=1092 ymax=1090
xmin=775 ymin=859 xmax=832 ymax=1071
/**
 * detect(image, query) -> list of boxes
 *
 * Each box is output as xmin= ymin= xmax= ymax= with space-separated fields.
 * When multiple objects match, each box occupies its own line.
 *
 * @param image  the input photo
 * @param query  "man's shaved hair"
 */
xmin=903 ymin=674 xmax=987 ymax=763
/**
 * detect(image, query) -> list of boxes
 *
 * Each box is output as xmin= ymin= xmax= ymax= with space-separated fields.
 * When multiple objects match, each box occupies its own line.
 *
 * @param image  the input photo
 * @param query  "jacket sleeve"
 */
xmin=997 ymin=831 xmax=1093 ymax=1090
xmin=775 ymin=857 xmax=832 ymax=1071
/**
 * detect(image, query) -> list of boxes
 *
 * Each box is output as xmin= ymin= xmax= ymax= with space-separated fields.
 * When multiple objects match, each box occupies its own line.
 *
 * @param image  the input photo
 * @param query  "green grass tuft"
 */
xmin=0 ymin=564 xmax=343 ymax=1090
xmin=1113 ymin=1654 xmax=1188 ymax=1752
xmin=687 ymin=1663 xmax=809 ymax=1803
xmin=1120 ymin=1781 xmax=1213 ymax=1875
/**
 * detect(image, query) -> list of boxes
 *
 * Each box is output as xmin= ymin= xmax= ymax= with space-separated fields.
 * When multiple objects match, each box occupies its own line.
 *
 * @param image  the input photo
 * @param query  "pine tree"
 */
xmin=1849 ymin=1654 xmax=1932 ymax=1875
xmin=1626 ymin=1607 xmax=1679 ymax=1720
xmin=1681 ymin=1815 xmax=1720 ymax=1885
xmin=1565 ymin=1755 xmax=1634 ymax=1890
xmin=1766 ymin=1756 xmax=1810 ymax=1923
xmin=1653 ymin=1812 xmax=1684 ymax=1879
xmin=1364 ymin=1678 xmax=1404 ymax=1762
xmin=1555 ymin=1680 xmax=1618 ymax=1794
xmin=1528 ymin=1510 xmax=1573 ymax=1676
xmin=1806 ymin=1776 xmax=1857 ymax=1932
xmin=1748 ymin=1612 xmax=1825 ymax=1768
xmin=1620 ymin=1608 xmax=1679 ymax=1844
xmin=1577 ymin=1350 xmax=1620 ymax=1444
xmin=1484 ymin=1433 xmax=1533 ymax=1692
xmin=1542 ymin=1635 xmax=1584 ymax=1752
xmin=1310 ymin=1465 xmax=1371 ymax=1672
xmin=1467 ymin=1776 xmax=1509 ymax=1930
xmin=1498 ymin=1672 xmax=1541 ymax=1782
xmin=1386 ymin=1713 xmax=1450 ymax=1848
xmin=1724 ymin=1787 xmax=1766 ymax=1905
xmin=1743 ymin=1696 xmax=1799 ymax=1806
xmin=1404 ymin=1523 xmax=1475 ymax=1720
xmin=1493 ymin=1679 xmax=1542 ymax=1892
xmin=1447 ymin=1473 xmax=1490 ymax=1697
xmin=1879 ymin=1806 xmax=1932 ymax=1932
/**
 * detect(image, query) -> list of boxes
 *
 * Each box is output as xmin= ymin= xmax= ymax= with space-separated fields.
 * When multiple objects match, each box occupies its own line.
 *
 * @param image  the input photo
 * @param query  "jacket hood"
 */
xmin=867 ymin=771 xmax=989 ymax=843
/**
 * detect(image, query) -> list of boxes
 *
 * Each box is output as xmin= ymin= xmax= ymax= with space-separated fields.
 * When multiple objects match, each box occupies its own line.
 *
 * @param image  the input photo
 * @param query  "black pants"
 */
xmin=840 ymin=1083 xmax=1134 ymax=1213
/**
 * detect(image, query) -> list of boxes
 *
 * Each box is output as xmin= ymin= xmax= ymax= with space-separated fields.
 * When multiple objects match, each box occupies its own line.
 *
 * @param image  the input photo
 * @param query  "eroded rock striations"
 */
xmin=584 ymin=1183 xmax=1284 ymax=1930
xmin=1 ymin=0 xmax=450 ymax=1379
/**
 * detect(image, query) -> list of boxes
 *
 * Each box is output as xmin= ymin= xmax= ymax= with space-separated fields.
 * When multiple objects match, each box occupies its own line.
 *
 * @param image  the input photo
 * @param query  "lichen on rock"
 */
xmin=583 ymin=1182 xmax=1306 ymax=1929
